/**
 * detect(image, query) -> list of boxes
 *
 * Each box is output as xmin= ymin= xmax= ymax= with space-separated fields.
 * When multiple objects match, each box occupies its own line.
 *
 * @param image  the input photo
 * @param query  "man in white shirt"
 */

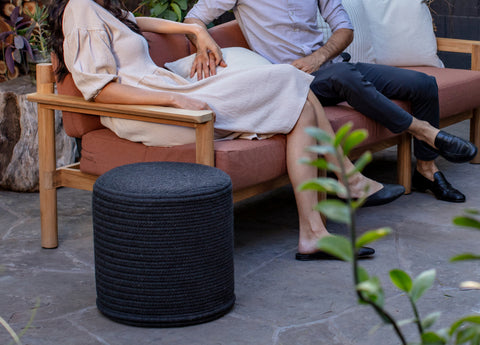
xmin=184 ymin=0 xmax=477 ymax=205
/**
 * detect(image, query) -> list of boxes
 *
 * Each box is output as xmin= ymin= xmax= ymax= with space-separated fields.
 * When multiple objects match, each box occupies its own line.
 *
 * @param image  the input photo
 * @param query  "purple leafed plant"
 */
xmin=0 ymin=6 xmax=34 ymax=74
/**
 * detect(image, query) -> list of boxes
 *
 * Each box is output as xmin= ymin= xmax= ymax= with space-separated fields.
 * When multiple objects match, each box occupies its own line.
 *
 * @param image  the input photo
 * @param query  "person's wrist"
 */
xmin=190 ymin=23 xmax=204 ymax=38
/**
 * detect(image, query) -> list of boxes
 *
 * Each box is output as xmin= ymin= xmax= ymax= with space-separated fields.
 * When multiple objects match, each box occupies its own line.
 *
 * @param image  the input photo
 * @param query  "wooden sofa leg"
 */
xmin=37 ymin=64 xmax=59 ymax=248
xmin=38 ymin=107 xmax=59 ymax=248
xmin=397 ymin=133 xmax=412 ymax=194
xmin=470 ymin=108 xmax=480 ymax=164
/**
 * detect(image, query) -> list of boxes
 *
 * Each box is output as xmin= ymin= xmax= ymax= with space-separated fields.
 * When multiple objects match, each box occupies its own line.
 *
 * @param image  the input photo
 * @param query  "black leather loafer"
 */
xmin=412 ymin=169 xmax=465 ymax=202
xmin=295 ymin=246 xmax=375 ymax=261
xmin=433 ymin=131 xmax=478 ymax=163
xmin=362 ymin=183 xmax=406 ymax=207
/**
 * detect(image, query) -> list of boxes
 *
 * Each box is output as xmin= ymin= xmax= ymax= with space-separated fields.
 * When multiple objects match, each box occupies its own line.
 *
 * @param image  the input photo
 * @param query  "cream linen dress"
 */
xmin=63 ymin=0 xmax=314 ymax=146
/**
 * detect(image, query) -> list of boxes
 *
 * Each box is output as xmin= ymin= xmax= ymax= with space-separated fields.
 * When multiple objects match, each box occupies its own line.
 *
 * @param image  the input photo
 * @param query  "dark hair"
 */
xmin=47 ymin=0 xmax=142 ymax=82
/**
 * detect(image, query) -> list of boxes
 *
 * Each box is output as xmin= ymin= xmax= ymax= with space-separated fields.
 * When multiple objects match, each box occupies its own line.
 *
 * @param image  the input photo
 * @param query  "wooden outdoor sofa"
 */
xmin=27 ymin=20 xmax=480 ymax=249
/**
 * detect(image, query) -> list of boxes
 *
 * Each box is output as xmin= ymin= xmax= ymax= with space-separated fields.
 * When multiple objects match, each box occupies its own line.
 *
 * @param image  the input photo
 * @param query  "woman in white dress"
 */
xmin=47 ymin=0 xmax=405 ymax=260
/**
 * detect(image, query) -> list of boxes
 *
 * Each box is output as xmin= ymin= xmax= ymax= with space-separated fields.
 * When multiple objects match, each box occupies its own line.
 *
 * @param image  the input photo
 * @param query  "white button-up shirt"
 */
xmin=186 ymin=0 xmax=353 ymax=64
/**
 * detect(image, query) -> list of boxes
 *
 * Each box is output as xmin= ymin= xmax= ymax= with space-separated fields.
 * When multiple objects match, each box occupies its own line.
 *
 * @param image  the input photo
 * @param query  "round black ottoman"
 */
xmin=92 ymin=162 xmax=235 ymax=327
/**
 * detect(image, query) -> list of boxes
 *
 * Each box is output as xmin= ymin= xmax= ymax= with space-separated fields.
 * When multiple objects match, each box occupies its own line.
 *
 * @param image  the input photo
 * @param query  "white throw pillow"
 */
xmin=362 ymin=0 xmax=444 ymax=67
xmin=165 ymin=47 xmax=272 ymax=83
xmin=317 ymin=0 xmax=375 ymax=64
xmin=341 ymin=0 xmax=376 ymax=64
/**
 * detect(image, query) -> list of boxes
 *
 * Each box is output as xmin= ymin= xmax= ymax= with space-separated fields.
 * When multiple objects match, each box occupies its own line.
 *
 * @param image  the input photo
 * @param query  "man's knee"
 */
xmin=412 ymin=73 xmax=438 ymax=100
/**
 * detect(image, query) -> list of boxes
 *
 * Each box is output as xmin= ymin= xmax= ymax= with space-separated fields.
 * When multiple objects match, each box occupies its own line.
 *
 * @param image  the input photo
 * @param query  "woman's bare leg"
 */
xmin=289 ymin=93 xmax=388 ymax=253
xmin=306 ymin=92 xmax=383 ymax=198
xmin=286 ymin=98 xmax=329 ymax=253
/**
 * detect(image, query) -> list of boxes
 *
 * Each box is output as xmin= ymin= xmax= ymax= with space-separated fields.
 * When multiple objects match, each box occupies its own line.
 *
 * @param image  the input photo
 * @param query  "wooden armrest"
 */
xmin=436 ymin=37 xmax=480 ymax=71
xmin=436 ymin=37 xmax=480 ymax=54
xmin=27 ymin=92 xmax=214 ymax=124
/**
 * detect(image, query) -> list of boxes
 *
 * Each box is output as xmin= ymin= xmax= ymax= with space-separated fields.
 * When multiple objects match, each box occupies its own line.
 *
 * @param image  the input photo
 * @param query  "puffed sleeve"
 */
xmin=63 ymin=27 xmax=118 ymax=101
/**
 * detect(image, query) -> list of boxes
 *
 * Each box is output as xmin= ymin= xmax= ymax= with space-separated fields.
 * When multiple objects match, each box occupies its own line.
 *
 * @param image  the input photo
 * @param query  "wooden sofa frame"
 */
xmin=27 ymin=36 xmax=480 ymax=249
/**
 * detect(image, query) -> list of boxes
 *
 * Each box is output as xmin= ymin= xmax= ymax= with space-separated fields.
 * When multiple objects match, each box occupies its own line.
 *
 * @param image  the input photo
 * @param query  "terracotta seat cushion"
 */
xmin=80 ymin=129 xmax=287 ymax=191
xmin=325 ymin=100 xmax=410 ymax=148
xmin=404 ymin=67 xmax=480 ymax=118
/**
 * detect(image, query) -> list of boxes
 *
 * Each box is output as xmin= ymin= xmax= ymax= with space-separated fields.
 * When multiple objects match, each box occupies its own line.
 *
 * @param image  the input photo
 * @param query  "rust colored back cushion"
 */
xmin=53 ymin=57 xmax=103 ymax=138
xmin=207 ymin=20 xmax=249 ymax=49
xmin=144 ymin=32 xmax=191 ymax=67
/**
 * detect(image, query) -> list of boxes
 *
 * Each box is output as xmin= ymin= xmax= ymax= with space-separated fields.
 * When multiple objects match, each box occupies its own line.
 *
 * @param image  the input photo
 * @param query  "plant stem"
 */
xmin=410 ymin=297 xmax=424 ymax=335
xmin=333 ymin=146 xmax=408 ymax=345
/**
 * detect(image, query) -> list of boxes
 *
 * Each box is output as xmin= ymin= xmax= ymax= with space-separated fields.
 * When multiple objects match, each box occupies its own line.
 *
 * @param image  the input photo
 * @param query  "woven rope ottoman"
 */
xmin=92 ymin=162 xmax=235 ymax=327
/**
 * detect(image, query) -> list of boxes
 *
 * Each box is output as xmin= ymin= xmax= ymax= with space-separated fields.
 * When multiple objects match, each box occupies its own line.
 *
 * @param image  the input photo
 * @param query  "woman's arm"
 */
xmin=94 ymin=82 xmax=211 ymax=111
xmin=135 ymin=16 xmax=202 ymax=36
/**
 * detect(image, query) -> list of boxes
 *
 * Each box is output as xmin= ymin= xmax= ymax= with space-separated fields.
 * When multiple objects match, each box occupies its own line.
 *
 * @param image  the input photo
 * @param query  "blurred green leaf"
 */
xmin=151 ymin=2 xmax=168 ymax=16
xmin=170 ymin=2 xmax=182 ymax=21
xmin=333 ymin=122 xmax=353 ymax=148
xmin=397 ymin=317 xmax=416 ymax=327
xmin=348 ymin=151 xmax=372 ymax=176
xmin=162 ymin=9 xmax=179 ymax=21
xmin=421 ymin=331 xmax=447 ymax=345
xmin=357 ymin=276 xmax=384 ymax=308
xmin=455 ymin=325 xmax=480 ymax=344
xmin=298 ymin=157 xmax=340 ymax=173
xmin=453 ymin=216 xmax=480 ymax=230
xmin=318 ymin=235 xmax=353 ymax=262
xmin=343 ymin=129 xmax=368 ymax=156
xmin=306 ymin=144 xmax=337 ymax=156
xmin=305 ymin=127 xmax=333 ymax=144
xmin=450 ymin=253 xmax=480 ymax=262
xmin=422 ymin=311 xmax=441 ymax=330
xmin=356 ymin=227 xmax=392 ymax=248
xmin=465 ymin=209 xmax=480 ymax=215
xmin=357 ymin=266 xmax=370 ymax=283
xmin=411 ymin=269 xmax=436 ymax=302
xmin=389 ymin=269 xmax=412 ymax=293
xmin=450 ymin=316 xmax=480 ymax=335
xmin=175 ymin=0 xmax=188 ymax=10
xmin=299 ymin=177 xmax=346 ymax=196
xmin=314 ymin=200 xmax=351 ymax=224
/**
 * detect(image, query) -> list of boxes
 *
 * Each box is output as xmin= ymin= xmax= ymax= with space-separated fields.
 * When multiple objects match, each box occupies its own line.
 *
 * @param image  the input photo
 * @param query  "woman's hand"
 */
xmin=171 ymin=93 xmax=212 ymax=112
xmin=189 ymin=25 xmax=227 ymax=81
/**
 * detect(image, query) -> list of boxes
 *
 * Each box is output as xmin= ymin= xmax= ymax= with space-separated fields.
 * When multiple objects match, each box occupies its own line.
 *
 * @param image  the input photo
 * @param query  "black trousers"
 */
xmin=310 ymin=62 xmax=439 ymax=161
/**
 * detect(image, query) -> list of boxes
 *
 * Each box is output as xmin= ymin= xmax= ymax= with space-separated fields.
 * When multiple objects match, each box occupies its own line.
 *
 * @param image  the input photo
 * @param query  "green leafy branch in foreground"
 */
xmin=299 ymin=123 xmax=480 ymax=345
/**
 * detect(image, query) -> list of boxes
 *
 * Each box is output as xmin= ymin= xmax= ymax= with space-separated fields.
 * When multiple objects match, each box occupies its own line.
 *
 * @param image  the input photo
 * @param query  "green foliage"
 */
xmin=300 ymin=122 xmax=480 ymax=345
xmin=24 ymin=3 xmax=50 ymax=62
xmin=318 ymin=235 xmax=352 ymax=262
xmin=136 ymin=0 xmax=195 ymax=21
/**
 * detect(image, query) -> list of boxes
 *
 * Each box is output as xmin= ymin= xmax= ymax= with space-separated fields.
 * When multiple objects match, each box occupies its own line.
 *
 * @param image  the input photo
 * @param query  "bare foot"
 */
xmin=348 ymin=173 xmax=383 ymax=199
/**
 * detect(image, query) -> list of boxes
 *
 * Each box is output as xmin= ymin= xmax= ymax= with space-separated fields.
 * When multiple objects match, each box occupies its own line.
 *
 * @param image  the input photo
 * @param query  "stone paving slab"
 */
xmin=1 ymin=123 xmax=479 ymax=345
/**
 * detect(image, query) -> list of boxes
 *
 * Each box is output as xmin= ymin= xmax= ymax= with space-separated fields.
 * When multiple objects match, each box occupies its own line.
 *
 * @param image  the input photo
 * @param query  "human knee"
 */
xmin=299 ymin=100 xmax=316 ymax=126
xmin=329 ymin=63 xmax=371 ymax=93
xmin=413 ymin=73 xmax=438 ymax=100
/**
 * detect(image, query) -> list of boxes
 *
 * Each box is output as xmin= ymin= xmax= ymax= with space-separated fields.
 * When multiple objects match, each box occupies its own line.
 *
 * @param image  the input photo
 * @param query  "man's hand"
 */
xmin=291 ymin=54 xmax=326 ymax=74
xmin=292 ymin=28 xmax=354 ymax=74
